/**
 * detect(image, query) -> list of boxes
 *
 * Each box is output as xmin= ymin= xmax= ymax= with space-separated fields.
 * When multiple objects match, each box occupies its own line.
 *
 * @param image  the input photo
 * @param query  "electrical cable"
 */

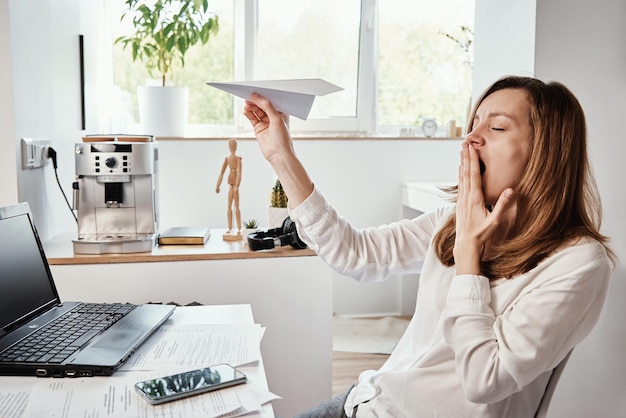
xmin=47 ymin=147 xmax=78 ymax=223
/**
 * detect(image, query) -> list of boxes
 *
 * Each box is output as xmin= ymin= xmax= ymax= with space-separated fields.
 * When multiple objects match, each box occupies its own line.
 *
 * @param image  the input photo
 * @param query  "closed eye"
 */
xmin=492 ymin=127 xmax=505 ymax=131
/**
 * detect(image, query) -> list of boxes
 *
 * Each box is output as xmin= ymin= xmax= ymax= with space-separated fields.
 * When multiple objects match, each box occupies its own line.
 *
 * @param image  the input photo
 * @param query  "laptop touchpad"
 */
xmin=92 ymin=330 xmax=139 ymax=349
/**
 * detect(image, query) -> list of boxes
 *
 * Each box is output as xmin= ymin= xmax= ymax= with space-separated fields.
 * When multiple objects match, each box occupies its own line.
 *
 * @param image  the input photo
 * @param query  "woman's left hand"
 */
xmin=454 ymin=142 xmax=515 ymax=275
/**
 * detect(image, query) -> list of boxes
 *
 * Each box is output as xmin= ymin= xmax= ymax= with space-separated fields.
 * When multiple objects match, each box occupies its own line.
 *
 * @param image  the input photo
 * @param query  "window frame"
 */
xmin=232 ymin=0 xmax=377 ymax=135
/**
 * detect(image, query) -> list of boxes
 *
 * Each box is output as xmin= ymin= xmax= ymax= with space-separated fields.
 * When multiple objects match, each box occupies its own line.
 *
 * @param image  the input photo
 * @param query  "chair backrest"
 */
xmin=534 ymin=350 xmax=573 ymax=418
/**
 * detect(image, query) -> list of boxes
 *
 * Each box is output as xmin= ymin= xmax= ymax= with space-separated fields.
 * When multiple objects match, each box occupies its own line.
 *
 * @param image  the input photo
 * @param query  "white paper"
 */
xmin=165 ymin=306 xmax=254 ymax=325
xmin=20 ymin=372 xmax=264 ymax=418
xmin=0 ymin=390 xmax=30 ymax=418
xmin=206 ymin=78 xmax=343 ymax=120
xmin=120 ymin=324 xmax=263 ymax=371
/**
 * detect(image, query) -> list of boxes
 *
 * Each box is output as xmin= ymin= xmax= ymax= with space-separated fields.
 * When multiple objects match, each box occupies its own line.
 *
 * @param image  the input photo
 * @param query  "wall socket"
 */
xmin=21 ymin=138 xmax=52 ymax=169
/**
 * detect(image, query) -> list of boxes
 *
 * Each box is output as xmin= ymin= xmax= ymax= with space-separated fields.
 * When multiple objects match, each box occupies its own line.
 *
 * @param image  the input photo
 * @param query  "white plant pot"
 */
xmin=267 ymin=206 xmax=289 ymax=229
xmin=242 ymin=228 xmax=258 ymax=245
xmin=137 ymin=86 xmax=188 ymax=137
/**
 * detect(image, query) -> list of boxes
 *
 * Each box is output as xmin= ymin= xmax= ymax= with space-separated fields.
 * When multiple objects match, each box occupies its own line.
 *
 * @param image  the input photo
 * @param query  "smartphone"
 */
xmin=134 ymin=363 xmax=247 ymax=405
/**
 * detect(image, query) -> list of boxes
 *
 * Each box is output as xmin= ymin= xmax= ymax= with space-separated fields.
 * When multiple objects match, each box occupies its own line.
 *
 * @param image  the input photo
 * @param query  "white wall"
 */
xmin=533 ymin=1 xmax=626 ymax=417
xmin=7 ymin=0 xmax=104 ymax=240
xmin=472 ymin=0 xmax=536 ymax=98
xmin=0 ymin=0 xmax=18 ymax=207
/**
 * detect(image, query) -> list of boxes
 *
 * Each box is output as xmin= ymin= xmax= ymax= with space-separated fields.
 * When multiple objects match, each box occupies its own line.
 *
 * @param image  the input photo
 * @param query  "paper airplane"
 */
xmin=206 ymin=78 xmax=344 ymax=120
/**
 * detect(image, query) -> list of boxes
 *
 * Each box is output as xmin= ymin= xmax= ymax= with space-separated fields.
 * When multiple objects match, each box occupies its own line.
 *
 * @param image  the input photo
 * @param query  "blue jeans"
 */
xmin=293 ymin=386 xmax=355 ymax=418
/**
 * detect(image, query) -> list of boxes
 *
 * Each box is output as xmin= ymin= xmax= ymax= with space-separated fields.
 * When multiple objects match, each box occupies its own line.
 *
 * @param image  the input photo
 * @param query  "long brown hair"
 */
xmin=433 ymin=76 xmax=612 ymax=279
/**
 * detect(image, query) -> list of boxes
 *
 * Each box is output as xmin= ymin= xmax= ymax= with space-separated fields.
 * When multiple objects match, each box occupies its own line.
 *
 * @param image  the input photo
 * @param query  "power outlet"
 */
xmin=21 ymin=138 xmax=51 ymax=169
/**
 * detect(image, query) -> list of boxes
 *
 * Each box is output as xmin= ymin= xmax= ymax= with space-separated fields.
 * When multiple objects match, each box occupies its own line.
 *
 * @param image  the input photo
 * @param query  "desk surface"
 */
xmin=0 ymin=304 xmax=274 ymax=417
xmin=45 ymin=229 xmax=316 ymax=265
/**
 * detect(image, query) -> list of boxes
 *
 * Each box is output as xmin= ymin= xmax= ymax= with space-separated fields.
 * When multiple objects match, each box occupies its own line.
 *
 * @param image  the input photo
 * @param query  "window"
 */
xmin=109 ymin=0 xmax=236 ymax=136
xmin=377 ymin=0 xmax=474 ymax=136
xmin=110 ymin=0 xmax=474 ymax=137
xmin=252 ymin=0 xmax=362 ymax=133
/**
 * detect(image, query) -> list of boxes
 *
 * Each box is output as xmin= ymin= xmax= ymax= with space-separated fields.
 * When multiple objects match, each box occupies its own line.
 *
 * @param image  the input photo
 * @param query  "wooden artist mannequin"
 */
xmin=216 ymin=138 xmax=242 ymax=240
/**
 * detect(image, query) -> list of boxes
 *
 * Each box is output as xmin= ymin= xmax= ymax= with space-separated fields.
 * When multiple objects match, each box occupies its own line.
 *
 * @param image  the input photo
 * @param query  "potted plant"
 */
xmin=242 ymin=218 xmax=259 ymax=242
xmin=115 ymin=0 xmax=219 ymax=137
xmin=243 ymin=219 xmax=259 ymax=230
xmin=268 ymin=179 xmax=289 ymax=228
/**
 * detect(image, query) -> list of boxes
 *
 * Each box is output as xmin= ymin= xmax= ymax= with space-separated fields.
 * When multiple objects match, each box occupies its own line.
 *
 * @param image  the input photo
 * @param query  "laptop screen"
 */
xmin=0 ymin=204 xmax=59 ymax=334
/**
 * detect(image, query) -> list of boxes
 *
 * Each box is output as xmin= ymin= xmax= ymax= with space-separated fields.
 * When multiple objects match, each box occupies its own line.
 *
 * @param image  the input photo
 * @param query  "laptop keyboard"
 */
xmin=0 ymin=303 xmax=136 ymax=364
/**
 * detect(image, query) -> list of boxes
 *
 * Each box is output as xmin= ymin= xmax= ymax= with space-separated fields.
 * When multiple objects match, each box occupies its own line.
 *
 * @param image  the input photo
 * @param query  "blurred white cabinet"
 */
xmin=402 ymin=181 xmax=454 ymax=216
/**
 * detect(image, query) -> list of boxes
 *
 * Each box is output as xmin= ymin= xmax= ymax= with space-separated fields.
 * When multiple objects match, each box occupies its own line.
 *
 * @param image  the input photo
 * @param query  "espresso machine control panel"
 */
xmin=75 ymin=142 xmax=155 ymax=177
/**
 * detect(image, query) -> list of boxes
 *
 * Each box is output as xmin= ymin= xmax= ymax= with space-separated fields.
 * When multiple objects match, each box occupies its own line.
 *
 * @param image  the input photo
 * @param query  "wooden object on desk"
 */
xmin=222 ymin=230 xmax=243 ymax=242
xmin=215 ymin=138 xmax=243 ymax=236
xmin=158 ymin=226 xmax=211 ymax=245
xmin=44 ymin=229 xmax=315 ymax=265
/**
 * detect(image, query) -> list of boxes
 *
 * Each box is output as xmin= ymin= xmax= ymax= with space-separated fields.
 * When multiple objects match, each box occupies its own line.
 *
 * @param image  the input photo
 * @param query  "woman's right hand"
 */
xmin=243 ymin=93 xmax=293 ymax=165
xmin=243 ymin=93 xmax=314 ymax=208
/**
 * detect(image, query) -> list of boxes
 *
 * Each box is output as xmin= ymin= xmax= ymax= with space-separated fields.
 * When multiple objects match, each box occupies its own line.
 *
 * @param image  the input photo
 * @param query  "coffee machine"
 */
xmin=72 ymin=135 xmax=159 ymax=254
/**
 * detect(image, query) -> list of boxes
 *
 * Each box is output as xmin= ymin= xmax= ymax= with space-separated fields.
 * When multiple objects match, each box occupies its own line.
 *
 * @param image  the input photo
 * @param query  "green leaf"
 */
xmin=117 ymin=0 xmax=220 ymax=85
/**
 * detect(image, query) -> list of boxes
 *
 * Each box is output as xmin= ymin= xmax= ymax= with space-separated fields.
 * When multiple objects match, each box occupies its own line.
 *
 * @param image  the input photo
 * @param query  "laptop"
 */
xmin=0 ymin=202 xmax=175 ymax=378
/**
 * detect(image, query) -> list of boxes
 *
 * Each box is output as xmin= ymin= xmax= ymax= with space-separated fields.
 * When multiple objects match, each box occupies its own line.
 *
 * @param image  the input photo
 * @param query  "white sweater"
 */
xmin=290 ymin=187 xmax=613 ymax=418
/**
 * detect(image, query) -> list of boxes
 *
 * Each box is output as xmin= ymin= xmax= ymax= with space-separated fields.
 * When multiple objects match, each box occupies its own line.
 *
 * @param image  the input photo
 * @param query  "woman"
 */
xmin=243 ymin=76 xmax=615 ymax=417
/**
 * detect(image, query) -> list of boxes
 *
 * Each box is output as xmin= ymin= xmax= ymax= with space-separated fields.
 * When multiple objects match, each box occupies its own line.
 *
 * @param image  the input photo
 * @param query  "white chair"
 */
xmin=534 ymin=350 xmax=573 ymax=418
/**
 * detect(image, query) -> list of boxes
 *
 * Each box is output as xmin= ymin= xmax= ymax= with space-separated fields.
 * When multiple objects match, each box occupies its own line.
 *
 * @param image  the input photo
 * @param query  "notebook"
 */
xmin=0 ymin=202 xmax=175 ymax=378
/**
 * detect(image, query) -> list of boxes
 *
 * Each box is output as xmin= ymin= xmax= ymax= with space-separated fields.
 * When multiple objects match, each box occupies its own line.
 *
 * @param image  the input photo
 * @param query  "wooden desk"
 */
xmin=43 ymin=230 xmax=333 ymax=418
xmin=48 ymin=229 xmax=317 ymax=264
xmin=0 ymin=304 xmax=273 ymax=417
